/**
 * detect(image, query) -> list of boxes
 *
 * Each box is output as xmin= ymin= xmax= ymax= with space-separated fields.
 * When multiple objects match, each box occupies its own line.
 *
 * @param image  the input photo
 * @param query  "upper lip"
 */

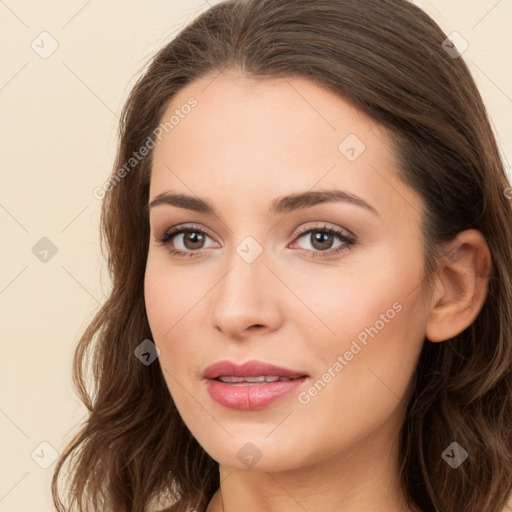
xmin=202 ymin=360 xmax=309 ymax=380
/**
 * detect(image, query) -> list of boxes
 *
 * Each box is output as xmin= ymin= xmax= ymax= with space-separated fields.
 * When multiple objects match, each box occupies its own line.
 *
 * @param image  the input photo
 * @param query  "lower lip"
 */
xmin=205 ymin=377 xmax=308 ymax=410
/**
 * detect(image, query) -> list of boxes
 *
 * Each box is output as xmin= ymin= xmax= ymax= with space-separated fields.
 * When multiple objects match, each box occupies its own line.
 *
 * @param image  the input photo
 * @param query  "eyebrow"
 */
xmin=146 ymin=188 xmax=379 ymax=216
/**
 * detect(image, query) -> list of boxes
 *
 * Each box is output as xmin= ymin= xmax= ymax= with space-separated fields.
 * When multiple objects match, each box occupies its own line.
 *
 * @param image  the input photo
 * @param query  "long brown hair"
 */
xmin=51 ymin=0 xmax=512 ymax=510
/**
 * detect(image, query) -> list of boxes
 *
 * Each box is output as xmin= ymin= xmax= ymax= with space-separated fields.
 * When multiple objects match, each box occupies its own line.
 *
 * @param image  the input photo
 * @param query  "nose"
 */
xmin=210 ymin=247 xmax=282 ymax=340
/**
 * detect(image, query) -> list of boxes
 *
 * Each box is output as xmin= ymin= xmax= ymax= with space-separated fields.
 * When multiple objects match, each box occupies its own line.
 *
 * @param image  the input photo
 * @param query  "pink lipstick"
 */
xmin=203 ymin=360 xmax=309 ymax=410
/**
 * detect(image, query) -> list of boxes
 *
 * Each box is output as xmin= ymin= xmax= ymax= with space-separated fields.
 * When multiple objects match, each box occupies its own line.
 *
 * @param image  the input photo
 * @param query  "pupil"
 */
xmin=186 ymin=232 xmax=203 ymax=249
xmin=312 ymin=231 xmax=333 ymax=250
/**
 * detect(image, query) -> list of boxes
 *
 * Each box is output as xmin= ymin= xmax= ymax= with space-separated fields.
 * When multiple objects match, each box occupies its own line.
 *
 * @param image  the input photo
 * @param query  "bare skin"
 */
xmin=144 ymin=70 xmax=491 ymax=512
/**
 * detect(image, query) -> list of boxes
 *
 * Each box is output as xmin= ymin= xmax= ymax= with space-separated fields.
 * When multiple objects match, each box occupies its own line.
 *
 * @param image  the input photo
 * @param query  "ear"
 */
xmin=425 ymin=229 xmax=492 ymax=343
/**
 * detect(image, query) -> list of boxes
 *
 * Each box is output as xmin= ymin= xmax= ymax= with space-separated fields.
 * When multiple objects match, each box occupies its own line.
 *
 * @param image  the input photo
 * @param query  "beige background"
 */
xmin=0 ymin=0 xmax=511 ymax=511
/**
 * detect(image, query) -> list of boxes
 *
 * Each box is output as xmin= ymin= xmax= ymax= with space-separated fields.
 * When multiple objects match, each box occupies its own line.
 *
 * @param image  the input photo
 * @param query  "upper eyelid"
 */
xmin=295 ymin=222 xmax=354 ymax=237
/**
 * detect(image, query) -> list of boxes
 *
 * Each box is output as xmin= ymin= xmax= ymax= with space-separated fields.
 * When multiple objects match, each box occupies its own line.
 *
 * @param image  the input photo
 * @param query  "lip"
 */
xmin=202 ymin=359 xmax=309 ymax=380
xmin=202 ymin=359 xmax=310 ymax=410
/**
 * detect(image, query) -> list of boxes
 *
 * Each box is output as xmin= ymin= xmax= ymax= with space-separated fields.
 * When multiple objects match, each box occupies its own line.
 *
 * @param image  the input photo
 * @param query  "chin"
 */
xmin=198 ymin=434 xmax=311 ymax=474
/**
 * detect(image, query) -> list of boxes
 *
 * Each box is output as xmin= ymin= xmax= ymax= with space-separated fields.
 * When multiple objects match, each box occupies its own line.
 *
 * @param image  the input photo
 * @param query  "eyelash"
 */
xmin=154 ymin=223 xmax=357 ymax=259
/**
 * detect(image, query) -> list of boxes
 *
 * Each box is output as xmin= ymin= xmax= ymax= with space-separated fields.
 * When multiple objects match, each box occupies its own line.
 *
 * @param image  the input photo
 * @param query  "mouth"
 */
xmin=205 ymin=375 xmax=309 ymax=410
xmin=202 ymin=359 xmax=309 ymax=381
xmin=202 ymin=359 xmax=310 ymax=410
xmin=212 ymin=375 xmax=306 ymax=385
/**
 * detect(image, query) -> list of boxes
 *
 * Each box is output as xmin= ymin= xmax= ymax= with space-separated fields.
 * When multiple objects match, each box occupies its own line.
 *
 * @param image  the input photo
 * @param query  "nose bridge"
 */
xmin=210 ymin=232 xmax=281 ymax=335
xmin=221 ymin=233 xmax=269 ymax=301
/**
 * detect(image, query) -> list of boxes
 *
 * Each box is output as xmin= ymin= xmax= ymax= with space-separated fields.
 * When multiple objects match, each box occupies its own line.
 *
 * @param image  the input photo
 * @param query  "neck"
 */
xmin=205 ymin=421 xmax=419 ymax=512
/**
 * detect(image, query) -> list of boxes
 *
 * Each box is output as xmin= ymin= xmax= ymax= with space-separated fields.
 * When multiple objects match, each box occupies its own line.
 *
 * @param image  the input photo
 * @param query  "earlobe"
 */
xmin=424 ymin=229 xmax=492 ymax=343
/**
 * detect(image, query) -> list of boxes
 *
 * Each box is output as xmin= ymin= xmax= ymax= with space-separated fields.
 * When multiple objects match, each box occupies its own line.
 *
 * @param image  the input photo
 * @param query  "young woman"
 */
xmin=52 ymin=0 xmax=512 ymax=511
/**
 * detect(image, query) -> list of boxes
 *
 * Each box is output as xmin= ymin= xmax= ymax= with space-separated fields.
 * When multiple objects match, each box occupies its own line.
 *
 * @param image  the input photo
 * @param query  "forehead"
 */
xmin=149 ymin=72 xmax=420 ymax=222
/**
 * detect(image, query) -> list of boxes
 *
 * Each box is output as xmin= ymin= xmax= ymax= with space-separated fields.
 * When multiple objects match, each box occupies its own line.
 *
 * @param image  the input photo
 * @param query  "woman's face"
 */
xmin=145 ymin=71 xmax=430 ymax=473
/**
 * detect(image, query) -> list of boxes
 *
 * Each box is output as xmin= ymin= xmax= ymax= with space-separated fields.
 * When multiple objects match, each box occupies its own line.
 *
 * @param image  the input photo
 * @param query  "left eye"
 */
xmin=293 ymin=227 xmax=349 ymax=252
xmin=288 ymin=225 xmax=357 ymax=258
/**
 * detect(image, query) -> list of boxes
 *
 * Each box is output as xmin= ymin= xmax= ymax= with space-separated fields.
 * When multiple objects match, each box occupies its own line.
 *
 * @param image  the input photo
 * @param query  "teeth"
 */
xmin=245 ymin=376 xmax=267 ymax=383
xmin=217 ymin=375 xmax=293 ymax=383
xmin=218 ymin=376 xmax=246 ymax=383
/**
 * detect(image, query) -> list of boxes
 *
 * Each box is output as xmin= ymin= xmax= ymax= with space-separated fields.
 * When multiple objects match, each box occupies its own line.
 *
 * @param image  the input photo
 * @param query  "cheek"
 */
xmin=300 ymin=260 xmax=426 ymax=431
xmin=144 ymin=254 xmax=200 ymax=338
xmin=143 ymin=257 xmax=208 ymax=380
xmin=144 ymin=263 xmax=170 ymax=340
xmin=299 ymin=243 xmax=422 ymax=362
xmin=143 ymin=264 xmax=197 ymax=414
xmin=288 ymin=257 xmax=407 ymax=351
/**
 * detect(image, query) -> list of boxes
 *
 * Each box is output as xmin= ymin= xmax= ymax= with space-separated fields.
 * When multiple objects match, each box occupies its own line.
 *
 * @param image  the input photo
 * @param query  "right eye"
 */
xmin=154 ymin=224 xmax=219 ymax=257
